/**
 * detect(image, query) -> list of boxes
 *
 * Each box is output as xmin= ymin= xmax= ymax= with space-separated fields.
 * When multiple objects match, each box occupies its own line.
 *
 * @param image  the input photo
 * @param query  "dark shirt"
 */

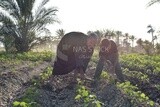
xmin=53 ymin=32 xmax=94 ymax=75
xmin=99 ymin=39 xmax=118 ymax=65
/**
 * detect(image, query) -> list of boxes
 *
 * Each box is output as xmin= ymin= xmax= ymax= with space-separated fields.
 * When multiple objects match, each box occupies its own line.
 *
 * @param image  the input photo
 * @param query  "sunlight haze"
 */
xmin=47 ymin=0 xmax=160 ymax=41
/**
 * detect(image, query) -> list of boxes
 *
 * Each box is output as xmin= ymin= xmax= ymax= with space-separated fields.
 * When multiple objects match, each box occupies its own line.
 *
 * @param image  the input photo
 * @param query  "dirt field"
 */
xmin=0 ymin=52 xmax=160 ymax=107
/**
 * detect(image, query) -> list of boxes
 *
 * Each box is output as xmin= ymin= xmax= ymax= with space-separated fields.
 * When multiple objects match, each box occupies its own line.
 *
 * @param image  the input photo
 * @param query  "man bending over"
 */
xmin=94 ymin=39 xmax=124 ymax=82
xmin=52 ymin=32 xmax=98 ymax=80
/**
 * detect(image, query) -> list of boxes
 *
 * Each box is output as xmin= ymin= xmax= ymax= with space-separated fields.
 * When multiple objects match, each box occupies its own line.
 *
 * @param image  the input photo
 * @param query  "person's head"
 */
xmin=87 ymin=33 xmax=98 ymax=48
xmin=100 ymin=39 xmax=110 ymax=47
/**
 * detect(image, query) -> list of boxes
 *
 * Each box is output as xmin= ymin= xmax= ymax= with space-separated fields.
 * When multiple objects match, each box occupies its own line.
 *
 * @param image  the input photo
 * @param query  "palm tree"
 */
xmin=143 ymin=40 xmax=153 ymax=55
xmin=103 ymin=29 xmax=111 ymax=39
xmin=124 ymin=33 xmax=129 ymax=41
xmin=129 ymin=35 xmax=136 ymax=48
xmin=110 ymin=30 xmax=116 ymax=39
xmin=122 ymin=33 xmax=129 ymax=46
xmin=129 ymin=35 xmax=136 ymax=52
xmin=155 ymin=43 xmax=160 ymax=54
xmin=93 ymin=30 xmax=104 ymax=38
xmin=136 ymin=38 xmax=144 ymax=52
xmin=123 ymin=33 xmax=130 ymax=52
xmin=103 ymin=29 xmax=115 ymax=39
xmin=94 ymin=30 xmax=104 ymax=44
xmin=136 ymin=38 xmax=143 ymax=47
xmin=153 ymin=35 xmax=158 ymax=44
xmin=147 ymin=25 xmax=155 ymax=47
xmin=115 ymin=31 xmax=122 ymax=46
xmin=56 ymin=29 xmax=65 ymax=39
xmin=0 ymin=0 xmax=59 ymax=52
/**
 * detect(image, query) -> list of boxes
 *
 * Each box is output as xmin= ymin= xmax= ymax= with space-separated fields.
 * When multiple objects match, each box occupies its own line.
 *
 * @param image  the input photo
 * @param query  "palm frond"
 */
xmin=147 ymin=0 xmax=160 ymax=7
xmin=34 ymin=7 xmax=58 ymax=21
xmin=34 ymin=0 xmax=49 ymax=17
xmin=0 ymin=0 xmax=59 ymax=51
xmin=34 ymin=27 xmax=51 ymax=37
xmin=0 ymin=9 xmax=16 ymax=24
xmin=0 ymin=0 xmax=21 ymax=21
xmin=0 ymin=11 xmax=21 ymax=38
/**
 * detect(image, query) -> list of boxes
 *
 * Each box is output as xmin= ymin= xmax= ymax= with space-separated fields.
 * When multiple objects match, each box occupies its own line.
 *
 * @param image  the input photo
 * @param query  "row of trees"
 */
xmin=55 ymin=29 xmax=136 ymax=48
xmin=0 ymin=0 xmax=160 ymax=53
xmin=47 ymin=26 xmax=160 ymax=55
xmin=136 ymin=38 xmax=160 ymax=54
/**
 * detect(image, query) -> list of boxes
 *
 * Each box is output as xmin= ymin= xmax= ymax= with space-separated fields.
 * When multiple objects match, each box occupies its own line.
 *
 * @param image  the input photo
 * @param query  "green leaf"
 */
xmin=82 ymin=90 xmax=89 ymax=97
xmin=149 ymin=101 xmax=154 ymax=106
xmin=89 ymin=95 xmax=96 ymax=99
xmin=75 ymin=95 xmax=81 ymax=100
xmin=140 ymin=93 xmax=145 ymax=98
xmin=95 ymin=101 xmax=102 ymax=107
xmin=13 ymin=101 xmax=20 ymax=107
xmin=20 ymin=102 xmax=28 ymax=107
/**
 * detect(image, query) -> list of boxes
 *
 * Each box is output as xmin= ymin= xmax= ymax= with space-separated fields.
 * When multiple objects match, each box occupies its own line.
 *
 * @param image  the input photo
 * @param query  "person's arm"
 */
xmin=73 ymin=50 xmax=85 ymax=80
xmin=73 ymin=36 xmax=87 ymax=77
xmin=74 ymin=50 xmax=84 ymax=70
xmin=115 ymin=60 xmax=125 ymax=82
xmin=94 ymin=56 xmax=105 ymax=80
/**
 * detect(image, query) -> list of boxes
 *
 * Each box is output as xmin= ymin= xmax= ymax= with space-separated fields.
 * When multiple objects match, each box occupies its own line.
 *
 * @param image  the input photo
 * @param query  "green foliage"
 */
xmin=120 ymin=54 xmax=160 ymax=74
xmin=118 ymin=54 xmax=160 ymax=106
xmin=40 ymin=66 xmax=53 ymax=80
xmin=13 ymin=87 xmax=40 ymax=107
xmin=155 ymin=43 xmax=160 ymax=54
xmin=0 ymin=51 xmax=54 ymax=62
xmin=155 ymin=84 xmax=160 ymax=91
xmin=16 ymin=51 xmax=54 ymax=61
xmin=100 ymin=71 xmax=117 ymax=84
xmin=89 ymin=49 xmax=99 ymax=68
xmin=122 ymin=68 xmax=149 ymax=82
xmin=117 ymin=81 xmax=155 ymax=106
xmin=30 ymin=66 xmax=53 ymax=87
xmin=56 ymin=29 xmax=65 ymax=39
xmin=100 ymin=71 xmax=109 ymax=79
xmin=11 ymin=59 xmax=53 ymax=107
xmin=13 ymin=101 xmax=28 ymax=107
xmin=75 ymin=79 xmax=103 ymax=107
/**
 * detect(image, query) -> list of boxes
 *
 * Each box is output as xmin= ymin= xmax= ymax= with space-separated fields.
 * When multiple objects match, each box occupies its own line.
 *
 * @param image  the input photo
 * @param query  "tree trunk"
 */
xmin=15 ymin=37 xmax=29 ymax=52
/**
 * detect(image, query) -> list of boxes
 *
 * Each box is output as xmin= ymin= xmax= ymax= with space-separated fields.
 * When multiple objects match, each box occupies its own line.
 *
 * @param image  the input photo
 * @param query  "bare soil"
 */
xmin=0 ymin=61 xmax=50 ymax=107
xmin=1 ymin=61 xmax=160 ymax=107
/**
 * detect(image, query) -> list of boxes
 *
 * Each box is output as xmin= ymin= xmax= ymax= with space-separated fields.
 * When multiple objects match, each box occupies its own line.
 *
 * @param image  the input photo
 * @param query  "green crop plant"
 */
xmin=75 ymin=79 xmax=103 ymax=107
xmin=120 ymin=54 xmax=160 ymax=74
xmin=40 ymin=66 xmax=53 ymax=80
xmin=122 ymin=69 xmax=149 ymax=82
xmin=13 ymin=101 xmax=29 ymax=107
xmin=0 ymin=51 xmax=54 ymax=62
xmin=117 ymin=81 xmax=155 ymax=107
xmin=100 ymin=71 xmax=109 ymax=79
xmin=155 ymin=84 xmax=160 ymax=91
xmin=13 ymin=86 xmax=40 ymax=107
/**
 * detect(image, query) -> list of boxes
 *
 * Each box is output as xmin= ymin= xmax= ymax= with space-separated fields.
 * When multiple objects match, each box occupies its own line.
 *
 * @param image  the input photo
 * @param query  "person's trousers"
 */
xmin=94 ymin=55 xmax=124 ymax=82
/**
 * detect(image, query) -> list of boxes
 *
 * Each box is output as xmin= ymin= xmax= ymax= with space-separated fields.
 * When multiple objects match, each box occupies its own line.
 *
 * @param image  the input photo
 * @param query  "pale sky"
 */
xmin=44 ymin=0 xmax=160 ymax=42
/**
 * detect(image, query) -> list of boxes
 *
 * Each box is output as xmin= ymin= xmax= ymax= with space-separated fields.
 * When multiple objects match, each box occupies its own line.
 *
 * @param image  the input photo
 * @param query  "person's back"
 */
xmin=56 ymin=32 xmax=87 ymax=64
xmin=53 ymin=32 xmax=96 ymax=76
xmin=99 ymin=39 xmax=118 ymax=65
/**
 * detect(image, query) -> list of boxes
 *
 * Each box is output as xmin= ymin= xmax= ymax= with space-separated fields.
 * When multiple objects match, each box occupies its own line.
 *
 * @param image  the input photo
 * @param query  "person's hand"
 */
xmin=74 ymin=68 xmax=85 ymax=82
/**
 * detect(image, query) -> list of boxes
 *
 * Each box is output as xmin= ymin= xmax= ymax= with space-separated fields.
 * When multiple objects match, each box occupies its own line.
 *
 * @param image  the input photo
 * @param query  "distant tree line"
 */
xmin=0 ymin=0 xmax=160 ymax=55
